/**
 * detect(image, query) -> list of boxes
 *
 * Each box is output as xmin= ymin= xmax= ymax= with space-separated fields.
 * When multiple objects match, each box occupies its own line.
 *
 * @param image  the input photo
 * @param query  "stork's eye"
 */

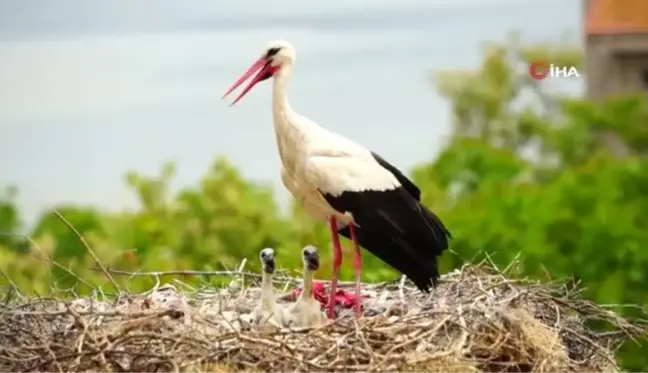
xmin=266 ymin=47 xmax=281 ymax=58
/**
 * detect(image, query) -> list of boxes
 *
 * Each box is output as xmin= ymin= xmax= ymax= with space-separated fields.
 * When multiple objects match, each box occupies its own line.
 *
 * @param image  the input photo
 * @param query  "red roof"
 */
xmin=586 ymin=0 xmax=648 ymax=35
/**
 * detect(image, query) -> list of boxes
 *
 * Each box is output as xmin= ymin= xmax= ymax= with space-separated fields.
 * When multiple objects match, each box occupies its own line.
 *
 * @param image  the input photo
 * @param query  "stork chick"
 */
xmin=253 ymin=248 xmax=283 ymax=330
xmin=283 ymin=245 xmax=328 ymax=328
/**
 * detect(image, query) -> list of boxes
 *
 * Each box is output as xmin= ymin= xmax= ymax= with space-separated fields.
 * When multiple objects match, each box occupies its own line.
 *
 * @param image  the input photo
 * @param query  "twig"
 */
xmin=1 ymin=232 xmax=96 ymax=291
xmin=228 ymin=259 xmax=247 ymax=289
xmin=52 ymin=210 xmax=121 ymax=293
xmin=398 ymin=275 xmax=406 ymax=305
xmin=0 ymin=267 xmax=21 ymax=302
xmin=98 ymin=267 xmax=363 ymax=287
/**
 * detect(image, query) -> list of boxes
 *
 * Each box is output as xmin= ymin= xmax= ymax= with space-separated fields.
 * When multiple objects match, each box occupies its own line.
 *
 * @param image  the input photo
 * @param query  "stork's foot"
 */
xmin=326 ymin=302 xmax=336 ymax=319
xmin=325 ymin=305 xmax=337 ymax=320
xmin=351 ymin=307 xmax=367 ymax=327
xmin=354 ymin=291 xmax=363 ymax=319
xmin=354 ymin=302 xmax=364 ymax=321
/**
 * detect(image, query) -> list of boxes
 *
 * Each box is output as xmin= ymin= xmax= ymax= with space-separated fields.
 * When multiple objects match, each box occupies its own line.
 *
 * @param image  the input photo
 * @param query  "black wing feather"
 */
xmin=370 ymin=151 xmax=421 ymax=200
xmin=323 ymin=186 xmax=450 ymax=292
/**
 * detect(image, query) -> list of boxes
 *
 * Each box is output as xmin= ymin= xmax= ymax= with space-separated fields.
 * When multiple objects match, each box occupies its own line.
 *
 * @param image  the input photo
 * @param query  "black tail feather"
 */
xmin=339 ymin=224 xmax=437 ymax=292
xmin=331 ymin=187 xmax=451 ymax=292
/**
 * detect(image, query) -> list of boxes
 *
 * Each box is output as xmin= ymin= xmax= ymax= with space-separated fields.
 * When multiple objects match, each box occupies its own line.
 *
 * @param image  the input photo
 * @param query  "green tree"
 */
xmin=412 ymin=33 xmax=648 ymax=370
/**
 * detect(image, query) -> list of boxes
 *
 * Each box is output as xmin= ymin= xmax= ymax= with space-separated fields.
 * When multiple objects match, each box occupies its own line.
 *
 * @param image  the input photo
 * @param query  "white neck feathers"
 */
xmin=260 ymin=271 xmax=276 ymax=309
xmin=298 ymin=267 xmax=314 ymax=302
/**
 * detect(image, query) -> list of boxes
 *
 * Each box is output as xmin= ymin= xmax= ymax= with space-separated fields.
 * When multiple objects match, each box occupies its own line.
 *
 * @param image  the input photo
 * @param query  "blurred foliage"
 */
xmin=1 ymin=33 xmax=647 ymax=369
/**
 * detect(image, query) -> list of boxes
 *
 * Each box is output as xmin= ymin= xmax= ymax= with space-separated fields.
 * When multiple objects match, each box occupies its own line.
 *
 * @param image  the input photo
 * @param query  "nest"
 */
xmin=0 ymin=262 xmax=644 ymax=372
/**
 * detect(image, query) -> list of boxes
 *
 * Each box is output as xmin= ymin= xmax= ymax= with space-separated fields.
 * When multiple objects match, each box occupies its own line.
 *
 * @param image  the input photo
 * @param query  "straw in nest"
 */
xmin=0 ymin=262 xmax=645 ymax=372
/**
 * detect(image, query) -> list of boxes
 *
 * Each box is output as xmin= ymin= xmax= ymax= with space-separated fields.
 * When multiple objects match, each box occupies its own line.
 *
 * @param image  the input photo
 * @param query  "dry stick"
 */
xmin=100 ymin=267 xmax=364 ymax=287
xmin=354 ymin=320 xmax=378 ymax=367
xmin=0 ymin=309 xmax=184 ymax=319
xmin=398 ymin=275 xmax=406 ymax=305
xmin=52 ymin=210 xmax=121 ymax=293
xmin=483 ymin=251 xmax=500 ymax=272
xmin=502 ymin=252 xmax=522 ymax=275
xmin=0 ymin=267 xmax=17 ymax=290
xmin=228 ymin=258 xmax=248 ymax=289
xmin=97 ymin=268 xmax=295 ymax=283
xmin=2 ymin=232 xmax=96 ymax=291
xmin=0 ymin=267 xmax=21 ymax=303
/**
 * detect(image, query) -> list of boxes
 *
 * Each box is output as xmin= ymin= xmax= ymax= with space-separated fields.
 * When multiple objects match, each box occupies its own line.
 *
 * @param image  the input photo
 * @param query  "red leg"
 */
xmin=349 ymin=223 xmax=362 ymax=318
xmin=327 ymin=216 xmax=342 ymax=319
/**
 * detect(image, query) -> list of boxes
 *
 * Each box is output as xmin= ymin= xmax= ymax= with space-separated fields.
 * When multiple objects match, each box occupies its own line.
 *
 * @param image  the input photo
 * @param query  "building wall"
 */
xmin=585 ymin=33 xmax=648 ymax=155
xmin=586 ymin=33 xmax=648 ymax=100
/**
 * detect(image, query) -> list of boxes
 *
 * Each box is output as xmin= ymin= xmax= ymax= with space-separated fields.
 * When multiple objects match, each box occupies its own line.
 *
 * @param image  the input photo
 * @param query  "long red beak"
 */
xmin=222 ymin=57 xmax=278 ymax=106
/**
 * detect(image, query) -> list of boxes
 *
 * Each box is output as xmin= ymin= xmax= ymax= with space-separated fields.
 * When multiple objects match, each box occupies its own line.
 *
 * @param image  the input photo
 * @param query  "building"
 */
xmin=584 ymin=0 xmax=648 ymax=100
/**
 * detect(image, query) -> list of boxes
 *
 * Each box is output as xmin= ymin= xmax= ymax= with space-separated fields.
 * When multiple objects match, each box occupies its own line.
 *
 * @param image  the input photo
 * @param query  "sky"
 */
xmin=0 ymin=0 xmax=583 ymax=226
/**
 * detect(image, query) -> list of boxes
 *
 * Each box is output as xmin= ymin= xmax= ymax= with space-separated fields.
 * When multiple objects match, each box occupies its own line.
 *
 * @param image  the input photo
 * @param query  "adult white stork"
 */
xmin=222 ymin=40 xmax=452 ymax=319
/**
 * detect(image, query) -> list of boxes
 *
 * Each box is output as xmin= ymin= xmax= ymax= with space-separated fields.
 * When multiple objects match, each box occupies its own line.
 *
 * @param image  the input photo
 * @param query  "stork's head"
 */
xmin=222 ymin=40 xmax=296 ymax=106
xmin=259 ymin=248 xmax=275 ymax=274
xmin=302 ymin=245 xmax=320 ymax=272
